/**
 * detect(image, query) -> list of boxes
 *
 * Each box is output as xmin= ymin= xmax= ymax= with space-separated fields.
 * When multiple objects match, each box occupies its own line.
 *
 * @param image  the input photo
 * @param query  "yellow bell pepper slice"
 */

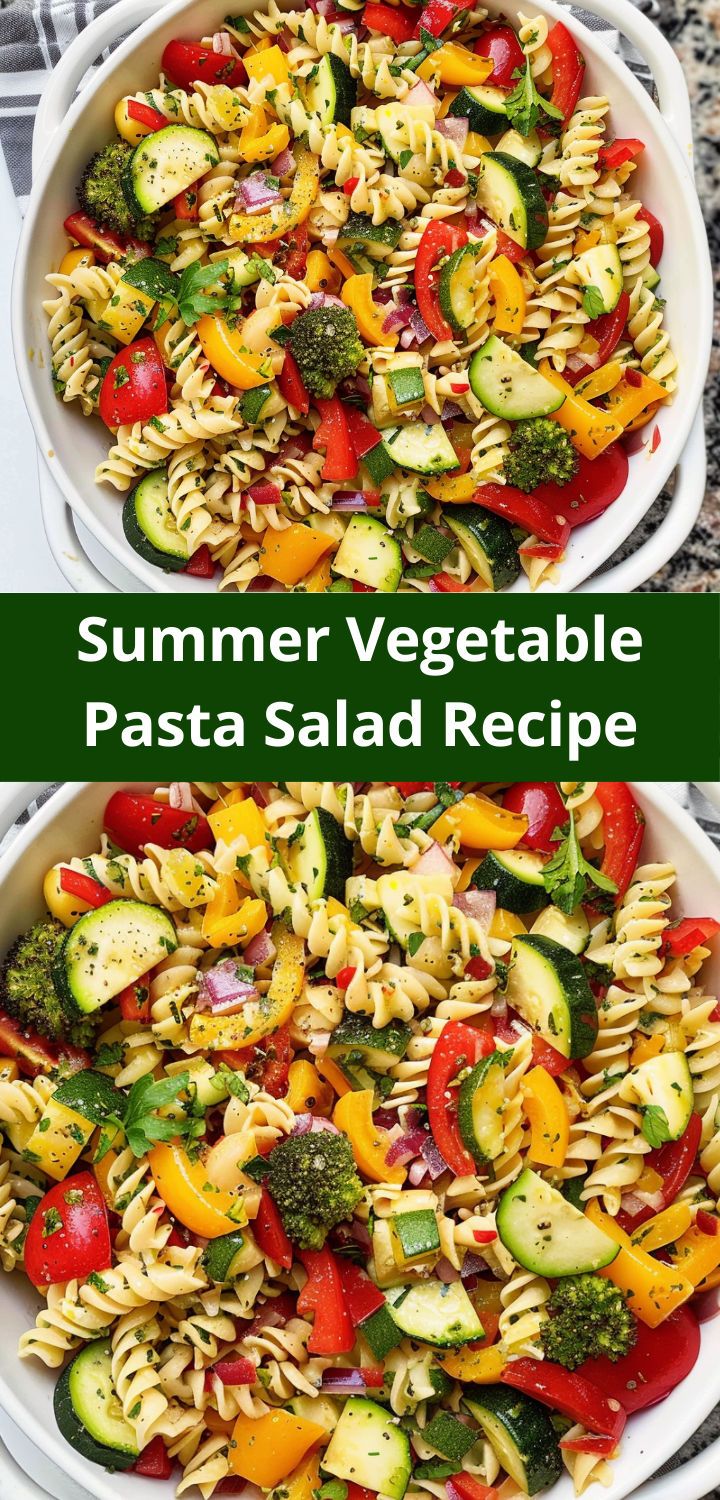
xmin=306 ymin=250 xmax=341 ymax=295
xmin=287 ymin=1059 xmax=334 ymax=1116
xmin=197 ymin=313 xmax=276 ymax=389
xmin=342 ymin=273 xmax=397 ymax=347
xmin=334 ymin=1089 xmax=406 ymax=1184
xmin=0 ymin=1058 xmax=19 ymax=1083
xmin=209 ymin=797 xmax=266 ymax=850
xmin=425 ymin=474 xmax=477 ymax=503
xmin=631 ymin=1202 xmax=692 ymax=1254
xmin=58 ymin=247 xmax=95 ymax=276
xmin=420 ymin=42 xmax=494 ymax=86
xmin=431 ymin=793 xmax=529 ymax=851
xmin=574 ymin=228 xmax=601 ymax=255
xmin=243 ymin=45 xmax=290 ymax=88
xmin=149 ymin=1142 xmax=244 ymax=1238
xmin=574 ymin=360 xmax=624 ymax=403
xmin=239 ymin=118 xmax=290 ymax=162
xmin=202 ymin=873 xmax=267 ymax=947
xmin=229 ymin=146 xmax=319 ymax=244
xmin=522 ymin=1066 xmax=569 ymax=1167
xmin=259 ymin=524 xmax=335 ymax=586
xmin=466 ymin=131 xmax=493 ymax=156
xmin=539 ymin=361 xmax=625 ymax=458
xmin=328 ymin=244 xmax=358 ymax=281
xmin=490 ymin=908 xmax=527 ymax=942
xmin=316 ymin=1054 xmax=353 ymax=1098
xmin=275 ymin=1452 xmax=323 ymax=1500
xmin=671 ymin=1223 xmax=720 ymax=1287
xmin=586 ymin=1201 xmax=694 ymax=1326
xmin=604 ymin=370 xmax=668 ymax=429
xmin=230 ymin=1409 xmax=325 ymax=1486
xmin=489 ymin=255 xmax=526 ymax=338
xmin=438 ymin=1344 xmax=506 ymax=1382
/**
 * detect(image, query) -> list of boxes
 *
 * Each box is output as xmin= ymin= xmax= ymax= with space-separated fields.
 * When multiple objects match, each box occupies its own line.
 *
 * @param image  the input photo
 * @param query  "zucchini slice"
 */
xmin=305 ymin=53 xmax=357 ymax=126
xmin=54 ymin=1340 xmax=138 ymax=1470
xmin=390 ymin=1208 xmax=441 ymax=1267
xmin=386 ymin=1279 xmax=484 ymax=1347
xmin=328 ymin=1016 xmax=411 ymax=1070
xmin=472 ymin=848 xmax=548 ymax=914
xmin=496 ymin=1167 xmax=619 ymax=1276
xmin=571 ymin=243 xmax=624 ymax=314
xmin=286 ymin=806 xmax=353 ymax=902
xmin=618 ymin=1050 xmax=694 ymax=1141
xmin=457 ymin=1050 xmax=506 ymax=1166
xmin=444 ymin=504 xmax=520 ymax=592
xmin=475 ymin=152 xmax=548 ymax=251
xmin=202 ymin=1231 xmax=250 ymax=1284
xmin=464 ymin=1384 xmax=562 ymax=1496
xmin=383 ymin=422 xmax=459 ymax=477
xmin=421 ymin=1410 xmax=478 ymax=1462
xmin=469 ymin=336 xmax=565 ymax=421
xmin=495 ymin=128 xmax=543 ymax=167
xmin=450 ymin=85 xmax=509 ymax=136
xmin=506 ymin=933 xmax=597 ymax=1059
xmin=123 ymin=469 xmax=188 ymax=572
xmin=322 ymin=1397 xmax=411 ymax=1500
xmin=530 ymin=904 xmax=590 ymax=954
xmin=439 ymin=242 xmax=486 ymax=335
xmin=332 ymin=514 xmax=403 ymax=592
xmin=125 ymin=125 xmax=219 ymax=214
xmin=53 ymin=1069 xmax=123 ymax=1124
xmin=53 ymin=900 xmax=178 ymax=1016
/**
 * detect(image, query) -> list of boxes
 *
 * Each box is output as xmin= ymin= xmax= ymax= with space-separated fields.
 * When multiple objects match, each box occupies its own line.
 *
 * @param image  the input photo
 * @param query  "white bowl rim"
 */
xmin=11 ymin=0 xmax=713 ymax=595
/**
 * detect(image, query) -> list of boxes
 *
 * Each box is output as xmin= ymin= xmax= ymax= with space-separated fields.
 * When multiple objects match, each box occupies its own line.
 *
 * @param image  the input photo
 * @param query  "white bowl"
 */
xmin=0 ymin=780 xmax=719 ymax=1499
xmin=11 ymin=0 xmax=712 ymax=594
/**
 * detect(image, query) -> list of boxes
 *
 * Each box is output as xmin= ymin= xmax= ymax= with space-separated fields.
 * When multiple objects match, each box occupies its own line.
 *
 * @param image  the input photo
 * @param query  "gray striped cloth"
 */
xmin=0 ymin=0 xmax=659 ymax=212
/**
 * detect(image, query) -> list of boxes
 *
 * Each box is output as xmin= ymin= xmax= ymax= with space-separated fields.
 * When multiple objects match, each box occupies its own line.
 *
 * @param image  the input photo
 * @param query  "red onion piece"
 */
xmin=199 ymin=960 xmax=259 ymax=1015
xmin=372 ymin=287 xmax=393 ymax=305
xmin=249 ymin=782 xmax=272 ymax=809
xmin=246 ymin=575 xmax=274 ymax=591
xmin=212 ymin=30 xmax=236 ymax=54
xmin=272 ymin=147 xmax=295 ymax=177
xmin=246 ymin=478 xmax=282 ymax=507
xmin=453 ymin=889 xmax=496 ymax=926
xmin=399 ymin=327 xmax=418 ymax=349
xmin=441 ymin=400 xmax=464 ymax=423
xmin=436 ymin=116 xmax=468 ymax=147
xmin=243 ymin=926 xmax=274 ymax=966
xmin=238 ymin=173 xmax=283 ymax=212
xmin=620 ymin=1191 xmax=649 ymax=1217
xmin=385 ymin=1127 xmax=428 ymax=1167
xmin=420 ymin=1135 xmax=449 ymax=1180
xmin=291 ymin=1113 xmax=341 ymax=1136
xmin=383 ymin=305 xmax=413 ymax=333
xmin=410 ymin=307 xmax=432 ymax=344
xmin=406 ymin=80 xmax=436 ymax=109
xmin=332 ymin=492 xmax=372 ymax=511
xmin=309 ymin=291 xmax=346 ymax=310
xmin=321 ymin=1369 xmax=371 ymax=1394
xmin=420 ymin=404 xmax=441 ymax=425
xmin=408 ymin=1158 xmax=430 ymax=1186
xmin=436 ymin=1255 xmax=460 ymax=1283
xmin=413 ymin=840 xmax=456 ymax=879
xmin=169 ymin=781 xmax=195 ymax=811
xmin=460 ymin=1252 xmax=486 ymax=1280
xmin=491 ymin=991 xmax=507 ymax=1017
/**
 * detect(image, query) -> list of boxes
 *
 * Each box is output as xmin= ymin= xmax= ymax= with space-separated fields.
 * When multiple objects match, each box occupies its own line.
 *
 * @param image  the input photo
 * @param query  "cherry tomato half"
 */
xmin=24 ymin=1173 xmax=112 ymax=1287
xmin=473 ymin=23 xmax=525 ymax=87
xmin=161 ymin=38 xmax=246 ymax=92
xmin=98 ymin=338 xmax=168 ymax=429
xmin=503 ymin=783 xmax=566 ymax=853
xmin=104 ymin=790 xmax=212 ymax=860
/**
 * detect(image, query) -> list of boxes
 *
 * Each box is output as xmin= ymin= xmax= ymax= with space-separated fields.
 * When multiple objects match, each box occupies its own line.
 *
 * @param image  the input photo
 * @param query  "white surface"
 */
xmin=12 ymin=0 xmax=713 ymax=596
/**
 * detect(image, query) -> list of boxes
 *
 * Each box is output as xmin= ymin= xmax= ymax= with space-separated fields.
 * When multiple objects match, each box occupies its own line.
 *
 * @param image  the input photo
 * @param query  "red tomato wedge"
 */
xmin=503 ymin=783 xmax=565 ymax=853
xmin=473 ymin=23 xmax=524 ymax=86
xmin=24 ymin=1173 xmax=112 ymax=1287
xmin=104 ymin=790 xmax=212 ymax=859
xmin=98 ymin=338 xmax=168 ymax=429
xmin=161 ymin=39 xmax=246 ymax=91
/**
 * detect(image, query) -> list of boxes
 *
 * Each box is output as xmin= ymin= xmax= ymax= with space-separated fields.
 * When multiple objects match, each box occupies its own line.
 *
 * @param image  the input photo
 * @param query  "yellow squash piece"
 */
xmin=540 ymin=361 xmax=625 ymax=458
xmin=522 ymin=1066 xmax=569 ymax=1167
xmin=259 ymin=524 xmax=335 ymax=586
xmin=334 ymin=1088 xmax=406 ymax=1184
xmin=24 ymin=1097 xmax=94 ymax=1181
xmin=342 ymin=273 xmax=397 ymax=347
xmin=420 ymin=42 xmax=494 ymax=86
xmin=149 ymin=1142 xmax=244 ymax=1238
xmin=99 ymin=279 xmax=155 ymax=345
xmin=431 ymin=792 xmax=529 ymax=851
xmin=586 ymin=1201 xmax=694 ymax=1326
xmin=229 ymin=1409 xmax=325 ymax=1486
xmin=229 ymin=146 xmax=319 ymax=244
xmin=489 ymin=255 xmax=526 ymax=338
xmin=197 ymin=313 xmax=276 ymax=389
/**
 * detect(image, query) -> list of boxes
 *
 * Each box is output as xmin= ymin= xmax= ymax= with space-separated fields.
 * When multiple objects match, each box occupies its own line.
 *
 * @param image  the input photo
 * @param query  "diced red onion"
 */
xmin=169 ymin=781 xmax=195 ymax=812
xmin=212 ymin=30 xmax=236 ymax=54
xmin=372 ymin=287 xmax=393 ymax=305
xmin=436 ymin=1255 xmax=460 ymax=1283
xmin=441 ymin=400 xmax=464 ymax=424
xmin=568 ymin=350 xmax=600 ymax=373
xmin=453 ymin=889 xmax=496 ymax=927
xmin=420 ymin=404 xmax=441 ymax=425
xmin=291 ymin=1113 xmax=341 ymax=1136
xmin=413 ymin=841 xmax=456 ymax=879
xmin=243 ymin=926 xmax=274 ymax=966
xmin=246 ymin=1302 xmax=287 ymax=1336
xmin=199 ymin=960 xmax=259 ymax=1015
xmin=385 ymin=1127 xmax=428 ymax=1167
xmin=309 ymin=291 xmax=346 ymax=310
xmin=460 ymin=1252 xmax=486 ymax=1281
xmin=349 ymin=1217 xmax=372 ymax=1250
xmin=436 ymin=116 xmax=468 ymax=147
xmin=249 ymin=782 xmax=272 ymax=808
xmin=383 ymin=305 xmax=413 ymax=334
xmin=408 ymin=1159 xmax=430 ymax=1186
xmin=491 ymin=991 xmax=507 ymax=1017
xmin=321 ymin=1369 xmax=371 ymax=1394
xmin=238 ymin=173 xmax=283 ymax=212
xmin=272 ymin=147 xmax=295 ymax=178
xmin=410 ymin=308 xmax=432 ymax=344
xmin=620 ymin=1192 xmax=649 ymax=1217
xmin=406 ymin=80 xmax=436 ymax=109
xmin=399 ymin=327 xmax=418 ymax=349
xmin=420 ymin=1135 xmax=450 ymax=1180
xmin=332 ymin=492 xmax=372 ymax=511
xmin=246 ymin=478 xmax=282 ymax=508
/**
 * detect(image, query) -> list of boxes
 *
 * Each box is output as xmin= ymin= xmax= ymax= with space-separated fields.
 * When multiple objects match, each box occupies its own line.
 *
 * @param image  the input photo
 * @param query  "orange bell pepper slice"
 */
xmin=196 ymin=313 xmax=275 ymax=390
xmin=438 ymin=1345 xmax=506 ymax=1382
xmin=586 ymin=1201 xmax=693 ymax=1326
xmin=259 ymin=524 xmax=335 ymax=586
xmin=522 ymin=1066 xmax=569 ymax=1167
xmin=431 ymin=793 xmax=528 ymax=851
xmin=540 ymin=361 xmax=625 ymax=458
xmin=489 ymin=255 xmax=526 ymax=338
xmin=671 ymin=1224 xmax=720 ymax=1287
xmin=202 ymin=874 xmax=268 ymax=948
xmin=287 ymin=1059 xmax=334 ymax=1116
xmin=342 ymin=273 xmax=396 ymax=347
xmin=604 ymin=370 xmax=667 ymax=428
xmin=316 ymin=1054 xmax=353 ymax=1099
xmin=149 ymin=1142 xmax=244 ymax=1238
xmin=229 ymin=1409 xmax=325 ymax=1486
xmin=334 ymin=1089 xmax=406 ymax=1184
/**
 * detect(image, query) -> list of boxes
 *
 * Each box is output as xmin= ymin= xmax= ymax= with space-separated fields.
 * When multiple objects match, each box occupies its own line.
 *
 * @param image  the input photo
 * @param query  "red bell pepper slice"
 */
xmin=173 ymin=187 xmax=200 ymax=221
xmin=347 ymin=1487 xmax=379 ymax=1500
xmin=473 ymin=22 xmax=525 ymax=86
xmin=697 ymin=1209 xmax=718 ymax=1236
xmin=533 ymin=444 xmax=629 ymax=530
xmin=344 ymin=406 xmax=384 ymax=461
xmin=594 ymin=783 xmax=644 ymax=899
xmin=531 ymin=1036 xmax=569 ymax=1076
xmin=472 ymin=484 xmax=571 ymax=549
xmin=98 ymin=338 xmax=168 ymax=429
xmin=278 ymin=349 xmax=310 ymax=415
xmin=447 ymin=1478 xmax=498 ymax=1500
xmin=119 ymin=974 xmax=152 ymax=1025
xmin=430 ymin=573 xmax=467 ymax=593
xmin=502 ymin=1359 xmax=626 ymax=1442
xmin=24 ymin=1173 xmax=112 ymax=1288
xmin=363 ymin=1 xmax=416 ymax=41
xmin=246 ymin=479 xmax=283 ymax=508
xmin=59 ymin=867 xmax=113 ymax=909
xmin=598 ymin=137 xmax=644 ymax=171
xmin=546 ymin=21 xmax=585 ymax=122
xmin=127 ymin=99 xmax=169 ymax=133
xmin=344 ymin=177 xmax=360 ymax=196
xmin=253 ymin=1188 xmax=293 ymax=1269
xmin=579 ymin=1306 xmax=700 ymax=1414
xmin=63 ymin=212 xmax=151 ymax=267
xmin=257 ymin=1024 xmax=293 ymax=1098
xmin=618 ymin=1112 xmax=703 ymax=1233
xmin=133 ymin=1437 xmax=174 ymax=1479
xmin=390 ymin=781 xmax=459 ymax=795
xmin=466 ymin=955 xmax=492 ymax=981
xmin=313 ymin=396 xmax=357 ymax=482
xmin=161 ymin=39 xmax=246 ymax=91
xmin=184 ymin=544 xmax=216 ymax=578
xmin=104 ymin=790 xmax=212 ymax=860
xmin=0 ymin=1009 xmax=89 ymax=1079
xmin=338 ymin=1260 xmax=386 ymax=1326
xmin=415 ymin=220 xmax=468 ymax=342
xmin=298 ymin=1246 xmax=354 ymax=1354
xmin=427 ymin=1020 xmax=495 ymax=1176
xmin=560 ymin=1434 xmax=618 ymax=1457
xmin=502 ymin=783 xmax=566 ymax=854
xmin=565 ymin=291 xmax=629 ymax=385
xmin=209 ymin=1357 xmax=257 ymax=1386
xmin=637 ymin=206 xmax=664 ymax=266
xmin=663 ymin=918 xmax=720 ymax=957
xmin=336 ymin=966 xmax=357 ymax=990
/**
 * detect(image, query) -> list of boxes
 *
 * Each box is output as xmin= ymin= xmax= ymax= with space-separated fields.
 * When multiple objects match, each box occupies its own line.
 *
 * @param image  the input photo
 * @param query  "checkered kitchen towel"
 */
xmin=0 ymin=0 xmax=659 ymax=211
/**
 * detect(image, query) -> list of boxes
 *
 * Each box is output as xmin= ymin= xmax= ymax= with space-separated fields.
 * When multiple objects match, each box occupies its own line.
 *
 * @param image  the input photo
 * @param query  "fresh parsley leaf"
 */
xmin=504 ymin=59 xmax=563 ymax=137
xmin=94 ymin=1041 xmax=123 ymax=1068
xmin=542 ymin=816 xmax=618 ymax=915
xmin=407 ymin=931 xmax=425 ymax=957
xmin=219 ymin=1063 xmax=250 ymax=1102
xmin=640 ymin=1104 xmax=672 ymax=1148
xmin=100 ymin=1071 xmax=195 ymax=1159
xmin=398 ymin=149 xmax=414 ymax=170
xmin=582 ymin=284 xmax=606 ymax=319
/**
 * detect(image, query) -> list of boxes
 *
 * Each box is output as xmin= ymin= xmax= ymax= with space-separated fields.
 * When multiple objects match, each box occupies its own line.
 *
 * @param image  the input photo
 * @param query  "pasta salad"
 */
xmin=44 ymin=3 xmax=675 ymax=593
xmin=1 ymin=780 xmax=718 ymax=1499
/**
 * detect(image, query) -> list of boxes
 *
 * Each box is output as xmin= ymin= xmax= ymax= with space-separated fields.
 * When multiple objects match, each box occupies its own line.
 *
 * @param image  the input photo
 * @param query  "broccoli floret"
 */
xmin=266 ymin=1130 xmax=363 ymax=1249
xmin=0 ymin=919 xmax=95 ymax=1048
xmin=79 ymin=142 xmax=155 ymax=239
xmin=540 ymin=1274 xmax=637 ymax=1369
xmin=287 ymin=305 xmax=364 ymax=398
xmin=503 ymin=417 xmax=578 ymax=493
